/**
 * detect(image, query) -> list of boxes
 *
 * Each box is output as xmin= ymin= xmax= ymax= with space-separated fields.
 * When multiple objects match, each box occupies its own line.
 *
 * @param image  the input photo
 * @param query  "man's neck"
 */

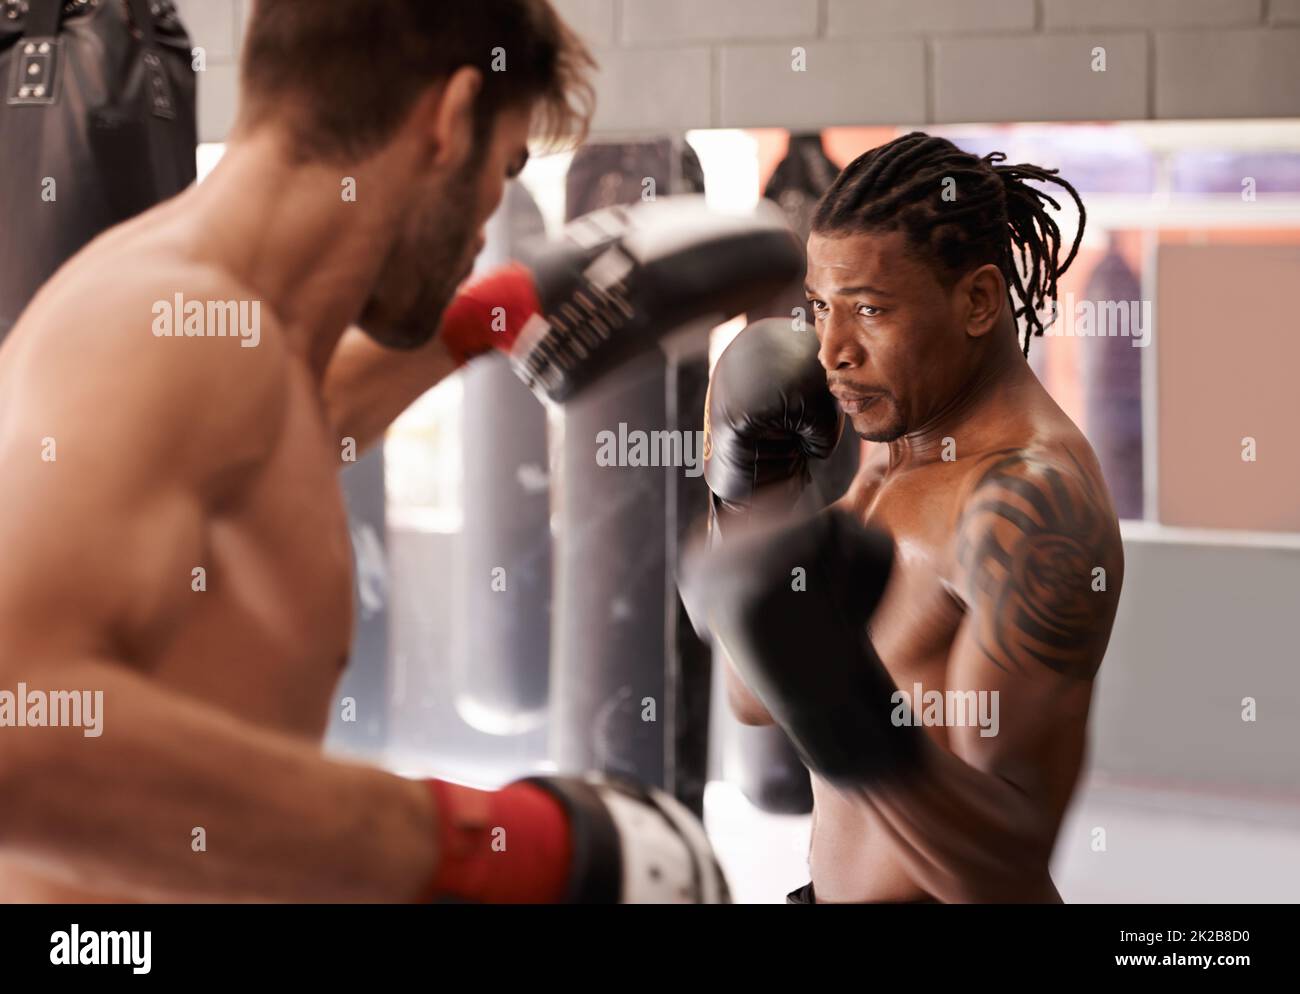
xmin=181 ymin=131 xmax=405 ymax=378
xmin=886 ymin=332 xmax=1033 ymax=470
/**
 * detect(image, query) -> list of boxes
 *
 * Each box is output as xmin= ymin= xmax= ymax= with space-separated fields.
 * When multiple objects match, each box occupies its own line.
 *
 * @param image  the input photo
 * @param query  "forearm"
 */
xmin=322 ymin=327 xmax=461 ymax=455
xmin=0 ymin=658 xmax=436 ymax=902
xmin=848 ymin=740 xmax=1059 ymax=903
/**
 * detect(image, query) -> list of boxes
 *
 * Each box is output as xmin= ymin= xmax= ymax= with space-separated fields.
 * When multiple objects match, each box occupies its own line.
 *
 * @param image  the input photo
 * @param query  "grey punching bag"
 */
xmin=452 ymin=181 xmax=553 ymax=734
xmin=550 ymin=139 xmax=713 ymax=816
xmin=329 ymin=448 xmax=391 ymax=755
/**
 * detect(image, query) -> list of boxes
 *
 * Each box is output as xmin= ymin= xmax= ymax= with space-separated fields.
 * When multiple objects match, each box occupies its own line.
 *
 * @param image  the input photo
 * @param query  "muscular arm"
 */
xmin=1 ymin=660 xmax=434 ymax=902
xmin=853 ymin=451 xmax=1122 ymax=902
xmin=0 ymin=287 xmax=436 ymax=901
xmin=321 ymin=327 xmax=461 ymax=456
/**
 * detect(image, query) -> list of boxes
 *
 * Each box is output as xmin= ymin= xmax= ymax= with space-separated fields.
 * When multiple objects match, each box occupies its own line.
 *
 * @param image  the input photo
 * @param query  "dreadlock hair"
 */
xmin=811 ymin=131 xmax=1086 ymax=357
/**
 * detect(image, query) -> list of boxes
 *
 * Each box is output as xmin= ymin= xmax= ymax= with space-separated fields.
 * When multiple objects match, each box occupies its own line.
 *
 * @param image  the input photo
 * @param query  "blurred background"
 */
xmin=377 ymin=118 xmax=1300 ymax=904
xmin=13 ymin=0 xmax=1296 ymax=902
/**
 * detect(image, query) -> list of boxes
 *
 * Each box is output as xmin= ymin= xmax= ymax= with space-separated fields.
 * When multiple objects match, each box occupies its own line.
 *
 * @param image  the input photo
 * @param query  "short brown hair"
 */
xmin=238 ymin=0 xmax=595 ymax=161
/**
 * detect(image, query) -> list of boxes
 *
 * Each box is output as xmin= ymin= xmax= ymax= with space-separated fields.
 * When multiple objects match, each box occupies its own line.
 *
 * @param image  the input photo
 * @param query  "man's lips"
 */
xmin=830 ymin=388 xmax=882 ymax=415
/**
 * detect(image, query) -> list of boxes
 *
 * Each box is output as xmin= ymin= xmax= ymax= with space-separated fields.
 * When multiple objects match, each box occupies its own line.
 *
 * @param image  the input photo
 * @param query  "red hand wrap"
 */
xmin=438 ymin=264 xmax=542 ymax=366
xmin=421 ymin=779 xmax=573 ymax=904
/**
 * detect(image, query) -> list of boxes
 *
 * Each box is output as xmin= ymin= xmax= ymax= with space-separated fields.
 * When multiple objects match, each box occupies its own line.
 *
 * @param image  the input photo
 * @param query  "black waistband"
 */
xmin=786 ymin=882 xmax=938 ymax=905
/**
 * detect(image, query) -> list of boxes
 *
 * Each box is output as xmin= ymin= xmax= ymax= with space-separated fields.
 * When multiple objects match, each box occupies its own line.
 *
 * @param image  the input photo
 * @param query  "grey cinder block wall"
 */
xmin=180 ymin=0 xmax=1300 ymax=142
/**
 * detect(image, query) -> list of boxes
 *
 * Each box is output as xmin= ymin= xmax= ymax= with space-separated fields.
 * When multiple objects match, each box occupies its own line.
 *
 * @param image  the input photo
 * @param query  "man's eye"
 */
xmin=808 ymin=299 xmax=826 ymax=314
xmin=858 ymin=304 xmax=882 ymax=317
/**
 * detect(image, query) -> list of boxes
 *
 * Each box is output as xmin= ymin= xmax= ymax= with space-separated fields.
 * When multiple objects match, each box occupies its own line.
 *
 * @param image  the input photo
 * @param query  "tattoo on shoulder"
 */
xmin=957 ymin=450 xmax=1118 ymax=680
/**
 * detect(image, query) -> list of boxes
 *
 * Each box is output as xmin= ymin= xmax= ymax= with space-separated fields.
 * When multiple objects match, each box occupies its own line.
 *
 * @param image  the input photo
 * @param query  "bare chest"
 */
xmin=840 ymin=460 xmax=971 ymax=683
xmin=154 ymin=388 xmax=355 ymax=734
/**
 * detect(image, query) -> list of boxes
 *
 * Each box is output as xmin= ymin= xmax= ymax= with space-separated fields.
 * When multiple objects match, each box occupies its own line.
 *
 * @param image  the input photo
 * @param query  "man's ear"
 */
xmin=415 ymin=66 xmax=483 ymax=170
xmin=962 ymin=263 xmax=1006 ymax=338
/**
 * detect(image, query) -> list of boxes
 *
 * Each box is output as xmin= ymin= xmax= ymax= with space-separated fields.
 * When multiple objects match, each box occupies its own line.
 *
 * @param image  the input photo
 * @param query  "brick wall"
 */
xmin=181 ymin=0 xmax=1300 ymax=142
xmin=173 ymin=0 xmax=247 ymax=142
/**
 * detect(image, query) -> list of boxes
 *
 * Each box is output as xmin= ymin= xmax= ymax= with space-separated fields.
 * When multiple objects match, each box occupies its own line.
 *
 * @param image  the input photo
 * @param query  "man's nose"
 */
xmin=817 ymin=312 xmax=859 ymax=371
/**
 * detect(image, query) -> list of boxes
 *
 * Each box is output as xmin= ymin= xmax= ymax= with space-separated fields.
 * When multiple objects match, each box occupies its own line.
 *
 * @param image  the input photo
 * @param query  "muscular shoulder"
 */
xmin=959 ymin=446 xmax=1109 ymax=519
xmin=953 ymin=446 xmax=1123 ymax=680
xmin=11 ymin=261 xmax=289 ymax=491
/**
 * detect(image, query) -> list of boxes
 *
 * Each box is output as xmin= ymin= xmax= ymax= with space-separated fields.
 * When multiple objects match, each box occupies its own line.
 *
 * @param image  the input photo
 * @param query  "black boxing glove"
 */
xmin=679 ymin=510 xmax=920 ymax=788
xmin=439 ymin=197 xmax=802 ymax=403
xmin=703 ymin=317 xmax=842 ymax=529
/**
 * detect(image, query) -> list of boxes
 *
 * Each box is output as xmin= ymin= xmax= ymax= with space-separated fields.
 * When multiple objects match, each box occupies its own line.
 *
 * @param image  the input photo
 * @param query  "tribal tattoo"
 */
xmin=956 ymin=450 xmax=1119 ymax=680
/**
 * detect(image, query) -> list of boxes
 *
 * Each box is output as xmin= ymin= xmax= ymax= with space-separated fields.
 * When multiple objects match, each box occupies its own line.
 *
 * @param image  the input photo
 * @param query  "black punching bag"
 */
xmin=453 ymin=181 xmax=553 ymax=734
xmin=752 ymin=132 xmax=839 ymax=324
xmin=0 ymin=0 xmax=197 ymax=338
xmin=564 ymin=137 xmax=704 ymax=217
xmin=1081 ymin=237 xmax=1144 ymax=519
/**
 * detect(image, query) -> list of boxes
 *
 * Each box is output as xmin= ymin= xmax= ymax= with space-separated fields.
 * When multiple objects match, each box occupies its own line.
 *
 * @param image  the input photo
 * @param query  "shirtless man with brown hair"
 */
xmin=691 ymin=132 xmax=1124 ymax=903
xmin=0 ymin=0 xmax=806 ymax=904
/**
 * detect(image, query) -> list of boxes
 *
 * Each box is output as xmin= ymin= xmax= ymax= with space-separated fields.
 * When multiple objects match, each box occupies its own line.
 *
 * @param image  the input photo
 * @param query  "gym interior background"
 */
xmin=177 ymin=0 xmax=1300 ymax=903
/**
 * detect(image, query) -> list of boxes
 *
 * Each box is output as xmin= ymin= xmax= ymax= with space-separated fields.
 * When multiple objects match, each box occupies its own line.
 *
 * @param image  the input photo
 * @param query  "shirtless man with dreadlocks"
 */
xmin=688 ymin=132 xmax=1124 ymax=903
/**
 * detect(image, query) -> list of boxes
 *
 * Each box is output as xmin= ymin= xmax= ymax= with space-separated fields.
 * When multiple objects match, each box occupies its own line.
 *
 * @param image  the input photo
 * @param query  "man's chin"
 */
xmin=361 ymin=324 xmax=433 ymax=351
xmin=359 ymin=292 xmax=453 ymax=351
xmin=851 ymin=413 xmax=906 ymax=444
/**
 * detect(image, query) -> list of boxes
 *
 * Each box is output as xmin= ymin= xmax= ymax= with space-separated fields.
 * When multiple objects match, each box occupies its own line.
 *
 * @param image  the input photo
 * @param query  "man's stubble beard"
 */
xmin=358 ymin=159 xmax=482 ymax=351
xmin=850 ymin=398 xmax=907 ymax=443
xmin=857 ymin=424 xmax=908 ymax=444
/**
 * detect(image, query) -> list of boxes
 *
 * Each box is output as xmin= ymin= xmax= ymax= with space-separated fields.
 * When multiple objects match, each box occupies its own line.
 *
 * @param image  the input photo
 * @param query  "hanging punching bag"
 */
xmin=1081 ymin=236 xmax=1144 ymax=519
xmin=550 ymin=139 xmax=714 ymax=815
xmin=453 ymin=181 xmax=553 ymax=734
xmin=0 ymin=0 xmax=197 ymax=338
xmin=752 ymin=133 xmax=839 ymax=323
xmin=564 ymin=137 xmax=704 ymax=217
